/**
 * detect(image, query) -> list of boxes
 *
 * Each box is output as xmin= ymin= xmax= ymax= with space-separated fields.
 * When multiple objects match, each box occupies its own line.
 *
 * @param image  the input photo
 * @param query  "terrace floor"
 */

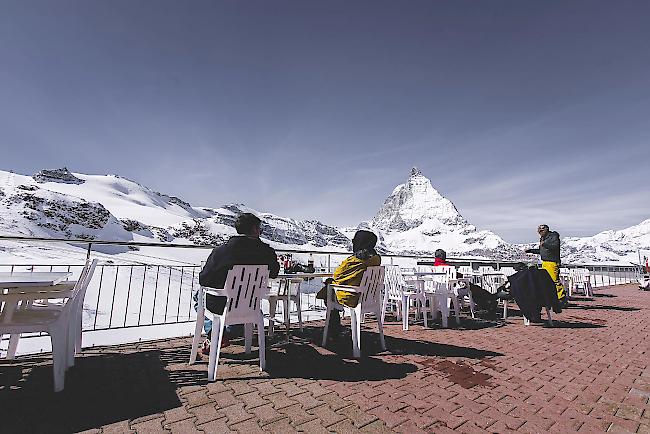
xmin=1 ymin=284 xmax=649 ymax=433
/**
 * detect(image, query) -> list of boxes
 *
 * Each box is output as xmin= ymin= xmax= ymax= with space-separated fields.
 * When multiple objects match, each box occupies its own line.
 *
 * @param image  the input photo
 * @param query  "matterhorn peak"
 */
xmin=372 ymin=168 xmax=466 ymax=231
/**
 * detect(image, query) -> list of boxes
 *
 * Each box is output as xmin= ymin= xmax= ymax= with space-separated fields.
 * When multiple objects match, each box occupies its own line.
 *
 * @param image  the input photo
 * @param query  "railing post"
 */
xmin=86 ymin=242 xmax=92 ymax=260
xmin=327 ymin=254 xmax=331 ymax=274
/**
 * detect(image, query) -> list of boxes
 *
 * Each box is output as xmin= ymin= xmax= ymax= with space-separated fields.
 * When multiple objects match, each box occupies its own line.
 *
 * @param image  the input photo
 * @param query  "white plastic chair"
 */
xmin=419 ymin=265 xmax=474 ymax=327
xmin=265 ymin=278 xmax=303 ymax=336
xmin=189 ymin=265 xmax=268 ymax=381
xmin=322 ymin=266 xmax=386 ymax=358
xmin=381 ymin=265 xmax=425 ymax=331
xmin=569 ymin=268 xmax=593 ymax=297
xmin=481 ymin=273 xmax=508 ymax=319
xmin=0 ymin=259 xmax=97 ymax=391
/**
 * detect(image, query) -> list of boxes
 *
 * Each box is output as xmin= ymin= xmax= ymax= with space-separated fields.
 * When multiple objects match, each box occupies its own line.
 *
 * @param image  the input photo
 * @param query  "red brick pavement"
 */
xmin=1 ymin=284 xmax=649 ymax=433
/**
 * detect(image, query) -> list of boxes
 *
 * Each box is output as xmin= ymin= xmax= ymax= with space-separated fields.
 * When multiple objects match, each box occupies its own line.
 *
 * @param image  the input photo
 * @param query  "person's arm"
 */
xmin=199 ymin=246 xmax=226 ymax=287
xmin=267 ymin=250 xmax=280 ymax=278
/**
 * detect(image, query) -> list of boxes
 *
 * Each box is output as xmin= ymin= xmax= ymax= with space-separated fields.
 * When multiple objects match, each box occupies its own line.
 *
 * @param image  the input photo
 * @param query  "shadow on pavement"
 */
xmin=568 ymin=304 xmax=640 ymax=312
xmin=266 ymin=343 xmax=417 ymax=381
xmin=542 ymin=320 xmax=606 ymax=329
xmin=0 ymin=350 xmax=187 ymax=434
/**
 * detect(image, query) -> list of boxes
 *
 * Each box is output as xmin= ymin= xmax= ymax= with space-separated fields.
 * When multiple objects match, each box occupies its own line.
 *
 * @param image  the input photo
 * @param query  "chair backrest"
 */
xmin=479 ymin=266 xmax=496 ymax=274
xmin=357 ymin=266 xmax=385 ymax=311
xmin=383 ymin=265 xmax=406 ymax=301
xmin=66 ymin=259 xmax=98 ymax=318
xmin=482 ymin=273 xmax=506 ymax=293
xmin=458 ymin=266 xmax=473 ymax=276
xmin=220 ymin=265 xmax=269 ymax=323
xmin=569 ymin=268 xmax=590 ymax=285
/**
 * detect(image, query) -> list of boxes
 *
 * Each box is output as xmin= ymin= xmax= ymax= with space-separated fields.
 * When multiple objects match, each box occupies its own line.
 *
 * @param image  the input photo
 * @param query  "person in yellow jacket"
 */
xmin=525 ymin=224 xmax=567 ymax=307
xmin=317 ymin=230 xmax=381 ymax=335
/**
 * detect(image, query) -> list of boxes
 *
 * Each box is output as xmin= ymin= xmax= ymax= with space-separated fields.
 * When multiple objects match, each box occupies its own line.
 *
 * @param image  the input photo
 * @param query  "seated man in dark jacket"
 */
xmin=196 ymin=213 xmax=279 ymax=355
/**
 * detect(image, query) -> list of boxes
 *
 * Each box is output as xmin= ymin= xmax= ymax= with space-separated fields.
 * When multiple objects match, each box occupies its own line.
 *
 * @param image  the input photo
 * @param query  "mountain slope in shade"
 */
xmin=367 ymin=168 xmax=523 ymax=259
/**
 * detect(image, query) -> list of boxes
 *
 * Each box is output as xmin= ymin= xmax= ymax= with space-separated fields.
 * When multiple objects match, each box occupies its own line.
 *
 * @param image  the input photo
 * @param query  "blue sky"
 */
xmin=1 ymin=0 xmax=649 ymax=243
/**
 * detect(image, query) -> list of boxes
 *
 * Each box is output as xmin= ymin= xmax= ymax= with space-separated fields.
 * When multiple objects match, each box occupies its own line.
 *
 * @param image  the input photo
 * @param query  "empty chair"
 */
xmin=382 ymin=265 xmax=426 ymax=331
xmin=569 ymin=268 xmax=593 ymax=297
xmin=421 ymin=265 xmax=475 ymax=327
xmin=0 ymin=259 xmax=97 ymax=391
xmin=189 ymin=265 xmax=268 ymax=381
xmin=322 ymin=266 xmax=386 ymax=358
xmin=265 ymin=278 xmax=303 ymax=335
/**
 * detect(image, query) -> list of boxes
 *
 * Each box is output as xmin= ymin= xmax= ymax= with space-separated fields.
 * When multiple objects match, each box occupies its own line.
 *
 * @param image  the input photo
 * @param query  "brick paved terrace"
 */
xmin=1 ymin=284 xmax=649 ymax=433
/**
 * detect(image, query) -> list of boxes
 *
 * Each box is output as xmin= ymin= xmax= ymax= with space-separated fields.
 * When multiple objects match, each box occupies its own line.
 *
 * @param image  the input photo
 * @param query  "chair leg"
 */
xmin=189 ymin=309 xmax=205 ymax=365
xmin=50 ymin=326 xmax=67 ymax=392
xmin=244 ymin=323 xmax=252 ymax=354
xmin=395 ymin=297 xmax=402 ymax=321
xmin=523 ymin=316 xmax=530 ymax=326
xmin=381 ymin=293 xmax=388 ymax=325
xmin=376 ymin=308 xmax=386 ymax=351
xmin=322 ymin=306 xmax=331 ymax=347
xmin=257 ymin=314 xmax=266 ymax=371
xmin=66 ymin=314 xmax=76 ymax=369
xmin=207 ymin=316 xmax=225 ymax=382
xmin=421 ymin=296 xmax=428 ymax=328
xmin=502 ymin=300 xmax=508 ymax=320
xmin=296 ymin=296 xmax=303 ymax=332
xmin=439 ymin=295 xmax=449 ymax=328
xmin=7 ymin=334 xmax=20 ymax=359
xmin=268 ymin=298 xmax=277 ymax=336
xmin=402 ymin=295 xmax=409 ymax=331
xmin=451 ymin=295 xmax=461 ymax=325
xmin=350 ymin=307 xmax=361 ymax=359
xmin=283 ymin=298 xmax=290 ymax=334
xmin=468 ymin=292 xmax=476 ymax=319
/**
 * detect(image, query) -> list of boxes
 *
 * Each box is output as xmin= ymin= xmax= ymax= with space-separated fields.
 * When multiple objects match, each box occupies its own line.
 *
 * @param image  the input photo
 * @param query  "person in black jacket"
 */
xmin=195 ymin=213 xmax=279 ymax=355
xmin=525 ymin=224 xmax=566 ymax=306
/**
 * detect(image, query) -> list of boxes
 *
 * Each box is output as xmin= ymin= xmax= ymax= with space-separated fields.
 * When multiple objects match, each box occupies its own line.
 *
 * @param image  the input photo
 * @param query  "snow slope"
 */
xmin=0 ymin=168 xmax=351 ymax=262
xmin=1 ymin=167 xmax=647 ymax=264
xmin=562 ymin=219 xmax=650 ymax=264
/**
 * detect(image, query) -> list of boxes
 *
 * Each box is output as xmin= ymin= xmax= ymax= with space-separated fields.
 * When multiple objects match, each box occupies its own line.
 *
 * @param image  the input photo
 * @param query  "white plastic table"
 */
xmin=270 ymin=273 xmax=332 ymax=340
xmin=0 ymin=272 xmax=72 ymax=289
xmin=0 ymin=271 xmax=73 ymax=332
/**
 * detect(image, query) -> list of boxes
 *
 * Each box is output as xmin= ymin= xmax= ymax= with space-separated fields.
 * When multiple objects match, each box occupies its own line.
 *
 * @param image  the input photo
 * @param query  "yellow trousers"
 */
xmin=542 ymin=260 xmax=565 ymax=300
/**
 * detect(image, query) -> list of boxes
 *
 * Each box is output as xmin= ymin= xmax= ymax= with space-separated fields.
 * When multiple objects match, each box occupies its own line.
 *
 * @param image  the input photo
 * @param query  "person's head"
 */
xmin=352 ymin=230 xmax=377 ymax=253
xmin=235 ymin=213 xmax=263 ymax=238
xmin=434 ymin=249 xmax=447 ymax=261
xmin=537 ymin=224 xmax=550 ymax=237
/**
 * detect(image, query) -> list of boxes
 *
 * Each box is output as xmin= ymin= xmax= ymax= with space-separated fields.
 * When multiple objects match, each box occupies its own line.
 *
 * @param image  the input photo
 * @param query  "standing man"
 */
xmin=525 ymin=224 xmax=567 ymax=306
xmin=196 ymin=213 xmax=280 ymax=355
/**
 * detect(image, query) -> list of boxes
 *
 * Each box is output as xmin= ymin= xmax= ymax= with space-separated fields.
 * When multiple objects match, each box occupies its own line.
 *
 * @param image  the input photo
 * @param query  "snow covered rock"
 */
xmin=33 ymin=167 xmax=84 ymax=184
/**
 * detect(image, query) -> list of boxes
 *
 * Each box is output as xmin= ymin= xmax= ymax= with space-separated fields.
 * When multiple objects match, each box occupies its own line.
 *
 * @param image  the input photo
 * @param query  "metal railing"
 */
xmin=0 ymin=235 xmax=643 ymax=337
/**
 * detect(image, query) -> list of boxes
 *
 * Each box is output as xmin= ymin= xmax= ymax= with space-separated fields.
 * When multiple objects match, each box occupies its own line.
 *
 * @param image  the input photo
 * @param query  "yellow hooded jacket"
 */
xmin=317 ymin=254 xmax=381 ymax=307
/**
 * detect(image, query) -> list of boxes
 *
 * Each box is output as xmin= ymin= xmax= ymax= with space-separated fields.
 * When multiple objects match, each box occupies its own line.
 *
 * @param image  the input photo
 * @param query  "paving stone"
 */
xmin=2 ymin=283 xmax=649 ymax=434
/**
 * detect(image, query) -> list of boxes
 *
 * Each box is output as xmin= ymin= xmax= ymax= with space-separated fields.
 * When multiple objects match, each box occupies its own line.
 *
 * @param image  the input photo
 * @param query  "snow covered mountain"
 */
xmin=365 ymin=168 xmax=524 ymax=259
xmin=0 ymin=168 xmax=351 ymax=254
xmin=1 ymin=167 xmax=646 ymax=264
xmin=561 ymin=219 xmax=650 ymax=264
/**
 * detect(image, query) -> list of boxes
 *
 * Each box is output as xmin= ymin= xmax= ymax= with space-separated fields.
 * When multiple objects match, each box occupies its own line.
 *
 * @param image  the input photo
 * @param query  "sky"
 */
xmin=1 ymin=0 xmax=649 ymax=243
